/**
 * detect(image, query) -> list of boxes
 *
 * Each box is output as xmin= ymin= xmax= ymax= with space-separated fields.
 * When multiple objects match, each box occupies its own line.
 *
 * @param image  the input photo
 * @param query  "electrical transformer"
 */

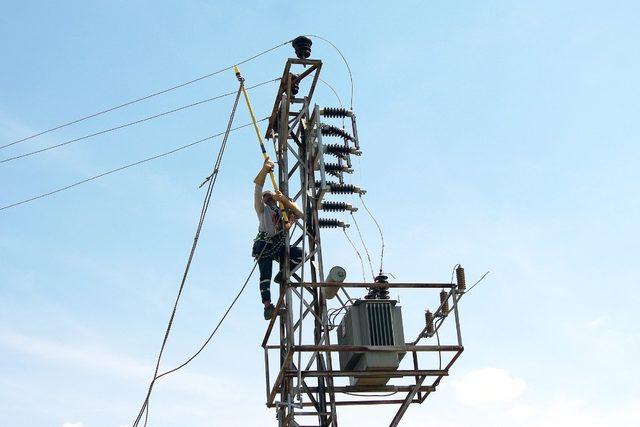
xmin=337 ymin=300 xmax=406 ymax=386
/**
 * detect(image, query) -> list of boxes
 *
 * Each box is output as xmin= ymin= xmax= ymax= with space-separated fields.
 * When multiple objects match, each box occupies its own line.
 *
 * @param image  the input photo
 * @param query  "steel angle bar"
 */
xmin=420 ymin=349 xmax=464 ymax=404
xmin=291 ymin=186 xmax=303 ymax=202
xmin=291 ymin=288 xmax=323 ymax=329
xmin=294 ymin=344 xmax=463 ymax=352
xmin=264 ymin=347 xmax=271 ymax=401
xmin=288 ymin=161 xmax=301 ymax=180
xmin=262 ymin=291 xmax=287 ymax=347
xmin=389 ymin=376 xmax=428 ymax=427
xmin=299 ymin=399 xmax=420 ymax=407
xmin=291 ymin=290 xmax=319 ymax=328
xmin=285 ymin=369 xmax=448 ymax=378
xmin=286 ymin=143 xmax=305 ymax=169
xmin=266 ymin=59 xmax=321 ymax=137
xmin=268 ymin=347 xmax=295 ymax=406
xmin=298 ymin=385 xmax=436 ymax=394
xmin=293 ymin=282 xmax=456 ymax=289
xmin=412 ymin=288 xmax=457 ymax=345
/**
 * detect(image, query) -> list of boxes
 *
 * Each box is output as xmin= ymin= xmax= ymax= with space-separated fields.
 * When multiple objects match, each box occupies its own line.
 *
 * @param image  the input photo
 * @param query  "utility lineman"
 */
xmin=252 ymin=158 xmax=303 ymax=319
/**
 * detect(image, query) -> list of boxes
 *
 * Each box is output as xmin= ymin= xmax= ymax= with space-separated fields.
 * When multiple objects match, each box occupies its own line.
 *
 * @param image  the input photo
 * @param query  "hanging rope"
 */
xmin=130 ymin=82 xmax=242 ymax=427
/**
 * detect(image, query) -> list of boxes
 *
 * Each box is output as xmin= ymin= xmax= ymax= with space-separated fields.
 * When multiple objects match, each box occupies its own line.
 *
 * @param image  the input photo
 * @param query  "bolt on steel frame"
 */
xmin=261 ymin=57 xmax=466 ymax=427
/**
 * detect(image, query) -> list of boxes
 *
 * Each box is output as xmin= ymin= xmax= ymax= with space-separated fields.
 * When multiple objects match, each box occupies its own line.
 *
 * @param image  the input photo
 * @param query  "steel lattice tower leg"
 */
xmin=271 ymin=69 xmax=337 ymax=426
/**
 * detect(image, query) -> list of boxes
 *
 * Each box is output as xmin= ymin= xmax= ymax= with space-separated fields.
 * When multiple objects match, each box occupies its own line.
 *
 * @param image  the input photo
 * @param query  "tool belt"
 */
xmin=252 ymin=231 xmax=285 ymax=260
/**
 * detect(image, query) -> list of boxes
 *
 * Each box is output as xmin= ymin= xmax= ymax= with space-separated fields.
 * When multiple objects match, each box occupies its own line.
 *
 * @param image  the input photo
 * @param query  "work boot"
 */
xmin=263 ymin=303 xmax=276 ymax=320
xmin=273 ymin=271 xmax=283 ymax=284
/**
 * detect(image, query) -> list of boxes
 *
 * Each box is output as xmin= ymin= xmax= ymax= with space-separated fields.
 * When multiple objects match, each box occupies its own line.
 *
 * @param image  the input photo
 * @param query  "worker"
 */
xmin=252 ymin=157 xmax=304 ymax=320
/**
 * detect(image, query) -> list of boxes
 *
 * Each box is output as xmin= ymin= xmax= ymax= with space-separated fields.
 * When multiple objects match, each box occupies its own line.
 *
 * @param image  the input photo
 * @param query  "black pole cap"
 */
xmin=292 ymin=36 xmax=312 ymax=59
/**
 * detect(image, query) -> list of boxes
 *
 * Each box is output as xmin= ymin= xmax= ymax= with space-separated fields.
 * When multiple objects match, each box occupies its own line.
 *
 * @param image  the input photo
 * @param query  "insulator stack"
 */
xmin=321 ymin=107 xmax=352 ymax=118
xmin=321 ymin=201 xmax=357 ymax=212
xmin=376 ymin=274 xmax=390 ymax=300
xmin=316 ymin=181 xmax=365 ymax=195
xmin=323 ymin=144 xmax=361 ymax=157
xmin=318 ymin=218 xmax=348 ymax=229
xmin=326 ymin=169 xmax=341 ymax=179
xmin=292 ymin=36 xmax=312 ymax=59
xmin=321 ymin=124 xmax=355 ymax=141
xmin=324 ymin=162 xmax=353 ymax=174
xmin=439 ymin=290 xmax=449 ymax=315
xmin=425 ymin=310 xmax=435 ymax=337
xmin=366 ymin=273 xmax=390 ymax=299
xmin=290 ymin=74 xmax=300 ymax=96
xmin=456 ymin=266 xmax=466 ymax=292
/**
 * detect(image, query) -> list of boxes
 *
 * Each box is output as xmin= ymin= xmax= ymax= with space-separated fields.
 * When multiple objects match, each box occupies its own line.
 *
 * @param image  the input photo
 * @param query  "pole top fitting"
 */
xmin=233 ymin=65 xmax=244 ymax=83
xmin=292 ymin=36 xmax=312 ymax=59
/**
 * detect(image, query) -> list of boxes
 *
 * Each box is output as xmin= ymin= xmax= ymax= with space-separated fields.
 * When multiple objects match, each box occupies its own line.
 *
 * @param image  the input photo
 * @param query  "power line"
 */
xmin=0 ymin=79 xmax=279 ymax=164
xmin=318 ymin=77 xmax=344 ymax=108
xmin=466 ymin=271 xmax=490 ymax=293
xmin=306 ymin=35 xmax=354 ymax=109
xmin=1 ymin=39 xmax=292 ymax=150
xmin=0 ymin=118 xmax=268 ymax=212
xmin=350 ymin=211 xmax=375 ymax=280
xmin=131 ymin=82 xmax=242 ymax=427
xmin=358 ymin=194 xmax=385 ymax=274
xmin=342 ymin=227 xmax=366 ymax=282
xmin=318 ymin=77 xmax=346 ymax=127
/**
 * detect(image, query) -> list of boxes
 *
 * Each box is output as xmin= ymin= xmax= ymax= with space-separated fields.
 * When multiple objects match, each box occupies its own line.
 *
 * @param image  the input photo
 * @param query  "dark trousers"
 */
xmin=255 ymin=243 xmax=302 ymax=304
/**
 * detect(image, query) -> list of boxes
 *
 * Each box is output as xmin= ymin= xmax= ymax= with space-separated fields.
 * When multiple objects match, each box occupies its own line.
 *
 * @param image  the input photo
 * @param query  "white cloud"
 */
xmin=406 ymin=395 xmax=640 ymax=427
xmin=0 ymin=328 xmax=237 ymax=398
xmin=62 ymin=423 xmax=84 ymax=427
xmin=510 ymin=396 xmax=640 ymax=427
xmin=452 ymin=367 xmax=526 ymax=407
xmin=0 ymin=328 xmax=148 ymax=379
xmin=588 ymin=316 xmax=607 ymax=328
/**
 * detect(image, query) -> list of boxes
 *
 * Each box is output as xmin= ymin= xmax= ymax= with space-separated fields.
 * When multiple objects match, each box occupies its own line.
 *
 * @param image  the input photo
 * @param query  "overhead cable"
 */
xmin=342 ymin=227 xmax=366 ymax=282
xmin=0 ymin=78 xmax=279 ymax=164
xmin=0 ymin=118 xmax=268 ymax=212
xmin=318 ymin=77 xmax=344 ymax=108
xmin=358 ymin=194 xmax=385 ymax=274
xmin=466 ymin=271 xmax=490 ymax=293
xmin=131 ymin=82 xmax=243 ymax=427
xmin=318 ymin=77 xmax=345 ymax=127
xmin=306 ymin=35 xmax=354 ymax=109
xmin=350 ymin=211 xmax=375 ymax=280
xmin=1 ymin=39 xmax=291 ymax=150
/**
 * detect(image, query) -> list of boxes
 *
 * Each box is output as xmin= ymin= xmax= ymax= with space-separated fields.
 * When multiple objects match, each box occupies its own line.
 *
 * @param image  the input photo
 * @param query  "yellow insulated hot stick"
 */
xmin=234 ymin=65 xmax=290 ymax=225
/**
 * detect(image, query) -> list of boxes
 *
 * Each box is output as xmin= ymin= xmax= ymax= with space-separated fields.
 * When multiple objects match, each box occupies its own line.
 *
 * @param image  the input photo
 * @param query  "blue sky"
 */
xmin=1 ymin=1 xmax=639 ymax=426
